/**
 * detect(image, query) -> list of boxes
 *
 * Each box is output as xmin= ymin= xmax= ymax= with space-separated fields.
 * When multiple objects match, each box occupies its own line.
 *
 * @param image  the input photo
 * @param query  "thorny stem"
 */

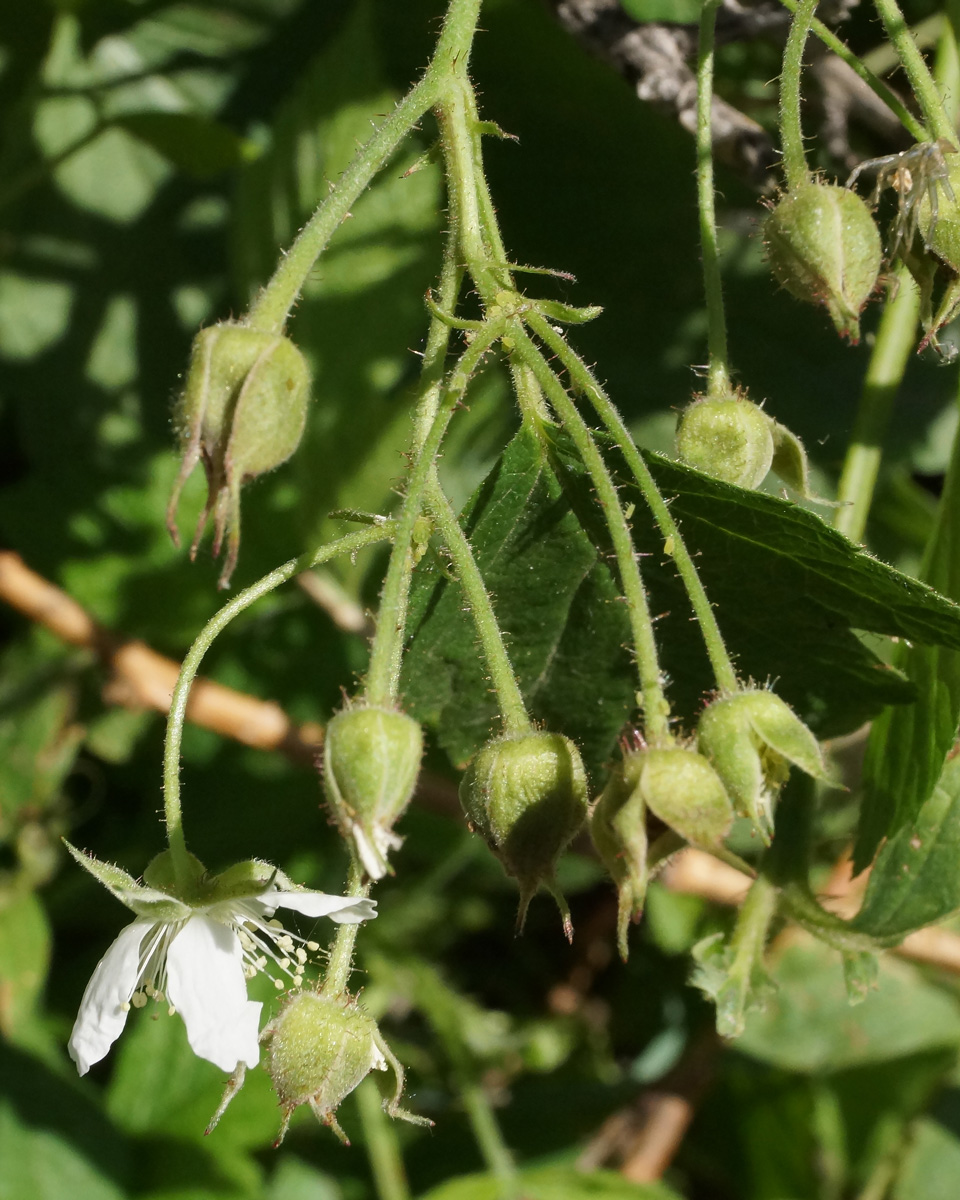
xmin=526 ymin=313 xmax=740 ymax=695
xmin=779 ymin=0 xmax=818 ymax=191
xmin=511 ymin=326 xmax=673 ymax=743
xmin=162 ymin=526 xmax=392 ymax=893
xmin=245 ymin=0 xmax=484 ymax=334
xmin=426 ymin=475 xmax=531 ymax=734
xmin=835 ymin=267 xmax=920 ymax=544
xmin=776 ymin=0 xmax=927 ymax=142
xmin=873 ymin=0 xmax=956 ymax=142
xmin=697 ymin=0 xmax=731 ymax=397
xmin=364 ymin=318 xmax=507 ymax=708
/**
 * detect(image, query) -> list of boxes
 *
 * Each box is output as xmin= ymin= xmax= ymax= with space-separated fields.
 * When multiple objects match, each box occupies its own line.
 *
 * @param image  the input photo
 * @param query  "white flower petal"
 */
xmin=166 ymin=916 xmax=262 ymax=1071
xmin=254 ymin=889 xmax=377 ymax=924
xmin=69 ymin=919 xmax=152 ymax=1076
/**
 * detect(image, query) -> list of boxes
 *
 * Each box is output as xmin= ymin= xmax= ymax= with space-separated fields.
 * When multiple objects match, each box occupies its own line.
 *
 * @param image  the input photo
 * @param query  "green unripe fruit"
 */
xmin=697 ymin=689 xmax=829 ymax=843
xmin=166 ymin=322 xmax=311 ymax=588
xmin=624 ymin=746 xmax=734 ymax=849
xmin=676 ymin=395 xmax=775 ymax=489
xmin=764 ymin=182 xmax=881 ymax=342
xmin=324 ymin=705 xmax=423 ymax=880
xmin=265 ymin=990 xmax=385 ymax=1144
xmin=590 ymin=762 xmax=648 ymax=962
xmin=460 ymin=730 xmax=588 ymax=938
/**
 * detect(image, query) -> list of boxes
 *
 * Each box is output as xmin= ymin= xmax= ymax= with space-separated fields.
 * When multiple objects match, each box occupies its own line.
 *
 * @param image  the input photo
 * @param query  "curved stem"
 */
xmin=245 ymin=0 xmax=484 ymax=334
xmin=873 ymin=0 xmax=955 ymax=142
xmin=364 ymin=318 xmax=507 ymax=707
xmin=426 ymin=474 xmax=531 ymax=733
xmin=526 ymin=313 xmax=739 ymax=695
xmin=835 ymin=266 xmax=920 ymax=543
xmin=777 ymin=0 xmax=927 ymax=143
xmin=511 ymin=326 xmax=672 ymax=743
xmin=697 ymin=0 xmax=730 ymax=397
xmin=779 ymin=0 xmax=818 ymax=191
xmin=162 ymin=525 xmax=392 ymax=891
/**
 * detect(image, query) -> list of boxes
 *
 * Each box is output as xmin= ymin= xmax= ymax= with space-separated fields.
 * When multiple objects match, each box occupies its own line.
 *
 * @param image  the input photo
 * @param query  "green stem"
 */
xmin=323 ymin=856 xmax=368 ymax=997
xmin=364 ymin=318 xmax=507 ymax=707
xmin=162 ymin=526 xmax=392 ymax=892
xmin=728 ymin=874 xmax=778 ymax=979
xmin=777 ymin=0 xmax=927 ymax=142
xmin=426 ymin=474 xmax=531 ymax=733
xmin=511 ymin=326 xmax=672 ymax=742
xmin=413 ymin=222 xmax=465 ymax=453
xmin=779 ymin=0 xmax=817 ymax=190
xmin=835 ymin=266 xmax=920 ymax=543
xmin=460 ymin=1081 xmax=518 ymax=1200
xmin=245 ymin=0 xmax=484 ymax=334
xmin=356 ymin=1078 xmax=411 ymax=1200
xmin=697 ymin=0 xmax=730 ymax=397
xmin=873 ymin=0 xmax=955 ymax=142
xmin=526 ymin=313 xmax=739 ymax=695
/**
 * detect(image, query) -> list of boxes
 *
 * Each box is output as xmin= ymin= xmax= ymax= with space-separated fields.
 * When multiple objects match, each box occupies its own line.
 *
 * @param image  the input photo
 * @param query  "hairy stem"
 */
xmin=526 ymin=313 xmax=739 ymax=695
xmin=779 ymin=0 xmax=818 ymax=191
xmin=323 ymin=856 xmax=369 ymax=996
xmin=777 ymin=0 xmax=927 ymax=142
xmin=697 ymin=0 xmax=731 ymax=397
xmin=365 ymin=319 xmax=507 ymax=707
xmin=426 ymin=474 xmax=531 ymax=733
xmin=512 ymin=326 xmax=672 ymax=742
xmin=873 ymin=0 xmax=956 ymax=142
xmin=246 ymin=0 xmax=484 ymax=334
xmin=162 ymin=526 xmax=392 ymax=891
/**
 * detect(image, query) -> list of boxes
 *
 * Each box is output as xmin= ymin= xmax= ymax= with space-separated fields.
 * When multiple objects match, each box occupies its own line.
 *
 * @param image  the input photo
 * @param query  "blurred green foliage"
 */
xmin=5 ymin=2 xmax=960 ymax=1199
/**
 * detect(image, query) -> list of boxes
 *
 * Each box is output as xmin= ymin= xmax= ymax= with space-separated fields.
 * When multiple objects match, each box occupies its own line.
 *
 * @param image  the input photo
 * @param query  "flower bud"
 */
xmin=623 ymin=745 xmax=734 ymax=849
xmin=590 ymin=762 xmax=648 ymax=961
xmin=676 ymin=392 xmax=774 ymax=489
xmin=166 ymin=321 xmax=311 ymax=588
xmin=459 ymin=731 xmax=588 ymax=939
xmin=763 ymin=183 xmax=881 ymax=342
xmin=697 ymin=689 xmax=829 ymax=843
xmin=265 ymin=990 xmax=386 ymax=1144
xmin=323 ymin=705 xmax=423 ymax=880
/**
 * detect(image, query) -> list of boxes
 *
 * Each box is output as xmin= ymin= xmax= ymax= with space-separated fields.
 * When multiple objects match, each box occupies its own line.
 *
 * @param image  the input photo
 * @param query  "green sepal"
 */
xmin=691 ymin=930 xmax=777 ymax=1039
xmin=590 ymin=763 xmax=649 ymax=961
xmin=534 ymin=299 xmax=603 ymax=325
xmin=204 ymin=857 xmax=282 ymax=904
xmin=64 ymin=841 xmax=190 ymax=920
xmin=628 ymin=746 xmax=734 ymax=849
xmin=842 ymin=950 xmax=879 ymax=1005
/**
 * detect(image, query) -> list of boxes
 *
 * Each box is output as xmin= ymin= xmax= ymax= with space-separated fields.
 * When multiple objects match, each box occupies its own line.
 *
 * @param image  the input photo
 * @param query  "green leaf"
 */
xmin=402 ymin=421 xmax=634 ymax=780
xmin=736 ymin=941 xmax=960 ymax=1072
xmin=0 ymin=1100 xmax=127 ymax=1200
xmin=418 ymin=1165 xmax=682 ymax=1200
xmin=553 ymin=428 xmax=960 ymax=737
xmin=856 ymin=423 xmax=960 ymax=867
xmin=893 ymin=1117 xmax=960 ymax=1200
xmin=0 ymin=893 xmax=51 ymax=1042
xmin=853 ymin=753 xmax=960 ymax=938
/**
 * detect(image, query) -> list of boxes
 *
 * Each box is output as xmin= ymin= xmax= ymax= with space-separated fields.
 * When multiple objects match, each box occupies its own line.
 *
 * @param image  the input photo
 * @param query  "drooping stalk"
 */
xmin=697 ymin=0 xmax=731 ymax=398
xmin=873 ymin=0 xmax=956 ymax=142
xmin=426 ymin=476 xmax=531 ymax=734
xmin=162 ymin=525 xmax=392 ymax=891
xmin=511 ymin=327 xmax=673 ymax=743
xmin=777 ymin=0 xmax=926 ymax=141
xmin=779 ymin=0 xmax=818 ymax=191
xmin=245 ymin=0 xmax=485 ymax=335
xmin=526 ymin=313 xmax=739 ymax=695
xmin=364 ymin=317 xmax=507 ymax=708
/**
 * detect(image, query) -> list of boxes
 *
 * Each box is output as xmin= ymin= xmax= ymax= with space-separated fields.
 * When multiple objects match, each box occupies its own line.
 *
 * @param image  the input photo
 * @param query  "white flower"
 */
xmin=65 ymin=843 xmax=376 ymax=1076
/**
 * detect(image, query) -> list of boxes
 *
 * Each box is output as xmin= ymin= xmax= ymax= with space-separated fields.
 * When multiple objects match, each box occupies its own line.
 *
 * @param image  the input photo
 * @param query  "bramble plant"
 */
xmin=10 ymin=1 xmax=960 ymax=1197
